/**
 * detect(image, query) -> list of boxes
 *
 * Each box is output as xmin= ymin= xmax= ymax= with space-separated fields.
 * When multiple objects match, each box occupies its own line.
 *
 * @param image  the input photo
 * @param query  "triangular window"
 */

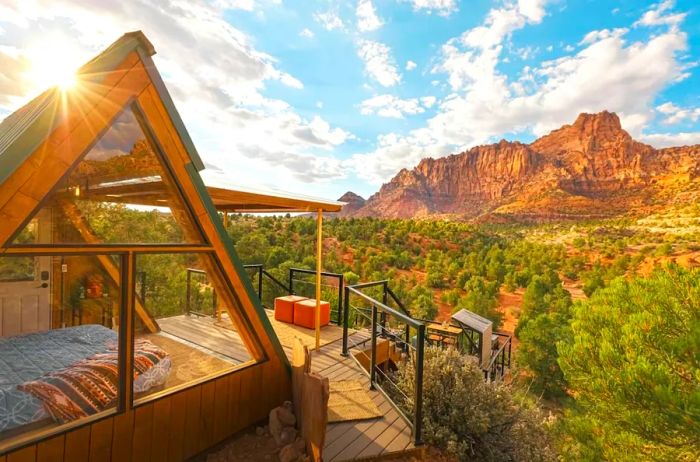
xmin=11 ymin=105 xmax=205 ymax=245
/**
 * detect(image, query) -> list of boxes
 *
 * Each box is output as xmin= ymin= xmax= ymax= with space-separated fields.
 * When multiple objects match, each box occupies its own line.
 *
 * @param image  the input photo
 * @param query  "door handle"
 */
xmin=37 ymin=283 xmax=48 ymax=289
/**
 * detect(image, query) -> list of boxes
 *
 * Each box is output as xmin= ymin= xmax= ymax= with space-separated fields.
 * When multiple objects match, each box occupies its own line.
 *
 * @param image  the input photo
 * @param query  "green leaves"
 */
xmin=558 ymin=265 xmax=700 ymax=460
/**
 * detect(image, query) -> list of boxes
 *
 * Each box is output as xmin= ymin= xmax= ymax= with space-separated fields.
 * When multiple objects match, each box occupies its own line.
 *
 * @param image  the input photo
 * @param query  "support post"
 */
xmin=414 ymin=323 xmax=425 ymax=446
xmin=315 ymin=209 xmax=323 ymax=350
xmin=289 ymin=268 xmax=295 ymax=295
xmin=186 ymin=269 xmax=192 ymax=316
xmin=337 ymin=273 xmax=344 ymax=325
xmin=381 ymin=281 xmax=388 ymax=335
xmin=370 ymin=304 xmax=378 ymax=390
xmin=342 ymin=286 xmax=350 ymax=356
xmin=258 ymin=265 xmax=263 ymax=302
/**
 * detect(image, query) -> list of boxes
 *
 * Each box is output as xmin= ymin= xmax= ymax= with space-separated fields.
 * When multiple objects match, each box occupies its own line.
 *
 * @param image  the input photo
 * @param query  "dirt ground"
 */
xmin=194 ymin=427 xmax=281 ymax=462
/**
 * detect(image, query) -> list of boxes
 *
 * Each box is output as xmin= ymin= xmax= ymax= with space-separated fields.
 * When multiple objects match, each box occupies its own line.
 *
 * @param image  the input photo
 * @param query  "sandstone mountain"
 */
xmin=342 ymin=111 xmax=700 ymax=220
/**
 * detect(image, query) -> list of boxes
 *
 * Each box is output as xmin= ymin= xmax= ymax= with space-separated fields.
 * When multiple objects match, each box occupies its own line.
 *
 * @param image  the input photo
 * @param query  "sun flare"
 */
xmin=24 ymin=39 xmax=83 ymax=92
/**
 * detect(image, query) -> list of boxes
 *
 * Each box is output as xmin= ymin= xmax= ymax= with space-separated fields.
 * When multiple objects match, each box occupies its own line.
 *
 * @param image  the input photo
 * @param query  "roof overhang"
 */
xmin=206 ymin=185 xmax=344 ymax=213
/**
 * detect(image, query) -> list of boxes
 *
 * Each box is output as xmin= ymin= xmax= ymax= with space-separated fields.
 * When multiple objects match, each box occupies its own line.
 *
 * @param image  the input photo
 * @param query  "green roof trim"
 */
xmin=186 ymin=162 xmax=291 ymax=372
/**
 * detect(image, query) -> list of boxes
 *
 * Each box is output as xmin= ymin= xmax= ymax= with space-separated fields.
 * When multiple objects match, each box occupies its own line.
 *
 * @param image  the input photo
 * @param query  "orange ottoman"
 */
xmin=293 ymin=299 xmax=330 ymax=329
xmin=274 ymin=295 xmax=307 ymax=323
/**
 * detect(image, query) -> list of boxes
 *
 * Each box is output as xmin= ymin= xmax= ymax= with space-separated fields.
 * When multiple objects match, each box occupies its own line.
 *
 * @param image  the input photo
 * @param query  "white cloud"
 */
xmin=357 ymin=39 xmax=402 ymax=87
xmin=351 ymin=131 xmax=452 ymax=183
xmin=420 ymin=96 xmax=437 ymax=108
xmin=299 ymin=28 xmax=315 ymax=39
xmin=405 ymin=60 xmax=417 ymax=71
xmin=357 ymin=0 xmax=383 ymax=32
xmin=579 ymin=28 xmax=628 ymax=46
xmin=0 ymin=1 xmax=353 ymax=188
xmin=314 ymin=10 xmax=345 ymax=31
xmin=656 ymin=102 xmax=700 ymax=125
xmin=356 ymin=0 xmax=693 ymax=183
xmin=635 ymin=0 xmax=686 ymax=28
xmin=360 ymin=94 xmax=435 ymax=118
xmin=640 ymin=131 xmax=700 ymax=148
xmin=406 ymin=0 xmax=458 ymax=17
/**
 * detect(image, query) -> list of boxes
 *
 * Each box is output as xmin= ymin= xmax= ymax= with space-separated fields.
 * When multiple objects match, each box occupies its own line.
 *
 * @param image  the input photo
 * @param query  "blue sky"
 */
xmin=1 ymin=0 xmax=699 ymax=200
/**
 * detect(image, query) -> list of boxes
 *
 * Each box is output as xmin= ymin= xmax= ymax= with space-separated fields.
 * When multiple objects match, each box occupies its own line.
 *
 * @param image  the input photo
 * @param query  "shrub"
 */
xmin=392 ymin=346 xmax=555 ymax=461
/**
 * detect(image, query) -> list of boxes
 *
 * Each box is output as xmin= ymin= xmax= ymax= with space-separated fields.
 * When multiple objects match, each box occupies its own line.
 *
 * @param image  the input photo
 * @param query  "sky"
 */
xmin=1 ymin=0 xmax=699 ymax=201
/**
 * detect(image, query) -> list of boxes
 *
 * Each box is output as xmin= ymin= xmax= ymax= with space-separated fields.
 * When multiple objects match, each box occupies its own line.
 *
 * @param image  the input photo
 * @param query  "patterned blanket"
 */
xmin=19 ymin=339 xmax=168 ymax=424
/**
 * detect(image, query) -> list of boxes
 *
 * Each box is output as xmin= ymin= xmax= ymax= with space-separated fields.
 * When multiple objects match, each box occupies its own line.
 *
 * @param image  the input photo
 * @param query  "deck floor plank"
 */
xmin=153 ymin=315 xmax=415 ymax=461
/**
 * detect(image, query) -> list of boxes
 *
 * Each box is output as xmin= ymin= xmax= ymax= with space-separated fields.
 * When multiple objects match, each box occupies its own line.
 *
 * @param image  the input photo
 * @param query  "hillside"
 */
xmin=342 ymin=111 xmax=700 ymax=220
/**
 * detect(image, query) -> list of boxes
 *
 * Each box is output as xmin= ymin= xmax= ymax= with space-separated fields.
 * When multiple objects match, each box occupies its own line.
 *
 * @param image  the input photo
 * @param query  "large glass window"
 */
xmin=0 ymin=254 xmax=124 ymax=447
xmin=11 ymin=106 xmax=205 ymax=245
xmin=133 ymin=253 xmax=253 ymax=402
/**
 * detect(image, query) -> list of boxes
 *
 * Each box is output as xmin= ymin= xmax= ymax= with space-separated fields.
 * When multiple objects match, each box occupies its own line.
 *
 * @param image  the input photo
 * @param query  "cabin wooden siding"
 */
xmin=0 ymin=44 xmax=292 ymax=460
xmin=2 ymin=360 xmax=290 ymax=461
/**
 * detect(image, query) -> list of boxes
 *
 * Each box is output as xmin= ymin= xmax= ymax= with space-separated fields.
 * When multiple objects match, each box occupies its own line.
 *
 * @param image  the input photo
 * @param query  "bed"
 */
xmin=0 ymin=324 xmax=170 ymax=435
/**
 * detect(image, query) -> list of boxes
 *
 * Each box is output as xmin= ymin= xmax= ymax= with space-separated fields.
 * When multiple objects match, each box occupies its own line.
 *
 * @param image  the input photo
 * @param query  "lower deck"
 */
xmin=161 ymin=312 xmax=417 ymax=461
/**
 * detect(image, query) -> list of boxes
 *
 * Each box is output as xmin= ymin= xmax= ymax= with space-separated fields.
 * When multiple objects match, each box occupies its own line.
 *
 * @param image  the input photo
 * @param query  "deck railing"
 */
xmin=243 ymin=264 xmax=291 ymax=307
xmin=342 ymin=281 xmax=425 ymax=446
xmin=483 ymin=332 xmax=512 ymax=382
xmin=288 ymin=267 xmax=344 ymax=325
xmin=185 ymin=268 xmax=217 ymax=317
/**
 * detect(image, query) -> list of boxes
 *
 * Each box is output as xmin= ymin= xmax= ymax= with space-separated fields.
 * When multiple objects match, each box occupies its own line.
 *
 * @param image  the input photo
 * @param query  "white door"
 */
xmin=0 ymin=215 xmax=52 ymax=338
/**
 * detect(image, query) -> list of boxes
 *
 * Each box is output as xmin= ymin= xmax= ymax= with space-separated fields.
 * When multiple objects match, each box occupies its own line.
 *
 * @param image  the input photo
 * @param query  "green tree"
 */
xmin=557 ymin=265 xmax=700 ymax=460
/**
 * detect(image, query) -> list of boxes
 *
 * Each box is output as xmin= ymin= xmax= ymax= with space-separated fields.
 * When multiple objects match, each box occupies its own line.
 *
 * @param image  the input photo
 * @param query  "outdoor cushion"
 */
xmin=293 ymin=299 xmax=330 ymax=330
xmin=274 ymin=296 xmax=307 ymax=323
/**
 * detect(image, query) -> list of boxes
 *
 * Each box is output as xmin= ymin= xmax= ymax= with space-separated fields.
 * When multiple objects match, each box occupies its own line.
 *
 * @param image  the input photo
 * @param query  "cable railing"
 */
xmin=342 ymin=281 xmax=425 ymax=446
xmin=185 ymin=268 xmax=217 ymax=318
xmin=288 ymin=268 xmax=344 ymax=325
xmin=483 ymin=332 xmax=512 ymax=382
xmin=243 ymin=264 xmax=292 ymax=309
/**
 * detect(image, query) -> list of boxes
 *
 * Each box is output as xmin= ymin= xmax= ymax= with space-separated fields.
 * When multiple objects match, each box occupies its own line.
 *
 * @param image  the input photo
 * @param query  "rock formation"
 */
xmin=343 ymin=111 xmax=700 ymax=220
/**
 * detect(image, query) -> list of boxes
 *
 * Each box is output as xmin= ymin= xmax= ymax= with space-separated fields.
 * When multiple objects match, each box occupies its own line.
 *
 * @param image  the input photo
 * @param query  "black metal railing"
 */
xmin=185 ymin=268 xmax=217 ymax=317
xmin=243 ymin=264 xmax=291 ymax=308
xmin=288 ymin=267 xmax=344 ymax=325
xmin=342 ymin=281 xmax=425 ymax=446
xmin=483 ymin=332 xmax=512 ymax=382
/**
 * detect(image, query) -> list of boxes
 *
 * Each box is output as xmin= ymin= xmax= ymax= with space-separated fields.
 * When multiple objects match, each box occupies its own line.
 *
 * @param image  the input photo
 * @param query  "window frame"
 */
xmin=4 ymin=100 xmax=211 ymax=249
xmin=0 ymin=100 xmax=266 ymax=455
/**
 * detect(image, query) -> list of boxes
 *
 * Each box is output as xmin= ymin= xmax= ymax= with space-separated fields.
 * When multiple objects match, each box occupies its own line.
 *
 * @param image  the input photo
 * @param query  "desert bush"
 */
xmin=392 ymin=346 xmax=555 ymax=462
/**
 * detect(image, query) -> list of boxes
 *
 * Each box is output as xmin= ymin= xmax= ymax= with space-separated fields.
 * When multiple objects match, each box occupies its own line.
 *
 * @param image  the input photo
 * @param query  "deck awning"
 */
xmin=65 ymin=174 xmax=344 ymax=213
xmin=206 ymin=184 xmax=344 ymax=213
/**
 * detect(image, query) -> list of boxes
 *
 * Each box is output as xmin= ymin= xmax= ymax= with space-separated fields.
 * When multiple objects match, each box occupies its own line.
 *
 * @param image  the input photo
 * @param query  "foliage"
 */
xmin=557 ymin=265 xmax=700 ymax=460
xmin=392 ymin=346 xmax=555 ymax=461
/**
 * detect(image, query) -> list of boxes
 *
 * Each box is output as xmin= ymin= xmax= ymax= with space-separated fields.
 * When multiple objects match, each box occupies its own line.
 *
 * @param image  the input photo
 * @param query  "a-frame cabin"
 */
xmin=0 ymin=31 xmax=292 ymax=461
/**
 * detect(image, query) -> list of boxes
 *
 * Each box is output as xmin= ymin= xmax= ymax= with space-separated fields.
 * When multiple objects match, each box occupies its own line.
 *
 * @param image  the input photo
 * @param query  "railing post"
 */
xmin=508 ymin=339 xmax=512 ymax=368
xmin=380 ymin=282 xmax=388 ymax=335
xmin=257 ymin=265 xmax=263 ymax=302
xmin=186 ymin=269 xmax=192 ymax=316
xmin=342 ymin=286 xmax=350 ymax=357
xmin=337 ymin=274 xmax=344 ymax=325
xmin=288 ymin=268 xmax=294 ymax=295
xmin=414 ymin=323 xmax=425 ymax=446
xmin=370 ymin=304 xmax=378 ymax=390
xmin=501 ymin=347 xmax=505 ymax=379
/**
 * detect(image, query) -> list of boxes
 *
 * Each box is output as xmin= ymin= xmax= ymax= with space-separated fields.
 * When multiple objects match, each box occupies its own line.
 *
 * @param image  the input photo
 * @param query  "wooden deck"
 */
xmin=310 ymin=331 xmax=416 ymax=461
xmin=155 ymin=313 xmax=417 ymax=461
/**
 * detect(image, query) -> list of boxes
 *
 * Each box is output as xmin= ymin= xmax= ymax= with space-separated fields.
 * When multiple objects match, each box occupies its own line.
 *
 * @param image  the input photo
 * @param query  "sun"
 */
xmin=24 ymin=39 xmax=83 ymax=92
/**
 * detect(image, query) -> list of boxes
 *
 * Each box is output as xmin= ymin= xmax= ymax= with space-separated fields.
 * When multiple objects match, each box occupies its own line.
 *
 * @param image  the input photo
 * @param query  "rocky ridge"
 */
xmin=341 ymin=111 xmax=700 ymax=220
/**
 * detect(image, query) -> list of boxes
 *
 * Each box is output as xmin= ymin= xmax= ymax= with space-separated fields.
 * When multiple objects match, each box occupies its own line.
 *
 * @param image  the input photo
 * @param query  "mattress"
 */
xmin=0 ymin=324 xmax=169 ymax=434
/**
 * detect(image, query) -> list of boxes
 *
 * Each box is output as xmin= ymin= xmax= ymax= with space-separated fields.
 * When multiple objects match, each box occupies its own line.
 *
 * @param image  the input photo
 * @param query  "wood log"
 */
xmin=291 ymin=337 xmax=311 ymax=432
xmin=301 ymin=372 xmax=329 ymax=462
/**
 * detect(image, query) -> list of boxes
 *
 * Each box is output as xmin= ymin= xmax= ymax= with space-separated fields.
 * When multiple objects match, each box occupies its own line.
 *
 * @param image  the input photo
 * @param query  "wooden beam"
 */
xmin=58 ymin=199 xmax=159 ymax=333
xmin=207 ymin=187 xmax=342 ymax=213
